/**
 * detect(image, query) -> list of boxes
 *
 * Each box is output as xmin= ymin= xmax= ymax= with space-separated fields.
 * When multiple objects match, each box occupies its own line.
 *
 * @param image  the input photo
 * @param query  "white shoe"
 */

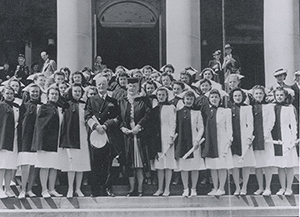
xmin=5 ymin=190 xmax=16 ymax=198
xmin=182 ymin=189 xmax=189 ymax=197
xmin=276 ymin=189 xmax=285 ymax=196
xmin=41 ymin=190 xmax=51 ymax=198
xmin=207 ymin=189 xmax=217 ymax=196
xmin=48 ymin=190 xmax=62 ymax=197
xmin=66 ymin=190 xmax=73 ymax=198
xmin=153 ymin=190 xmax=163 ymax=196
xmin=214 ymin=189 xmax=225 ymax=196
xmin=18 ymin=190 xmax=26 ymax=199
xmin=190 ymin=189 xmax=197 ymax=197
xmin=284 ymin=189 xmax=293 ymax=196
xmin=254 ymin=189 xmax=263 ymax=195
xmin=26 ymin=190 xmax=36 ymax=198
xmin=262 ymin=189 xmax=271 ymax=196
xmin=75 ymin=189 xmax=84 ymax=197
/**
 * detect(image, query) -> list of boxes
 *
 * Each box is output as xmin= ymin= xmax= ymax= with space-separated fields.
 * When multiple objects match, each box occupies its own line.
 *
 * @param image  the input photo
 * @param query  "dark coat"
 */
xmin=60 ymin=100 xmax=82 ymax=149
xmin=116 ymin=96 xmax=152 ymax=172
xmin=0 ymin=101 xmax=21 ymax=151
xmin=32 ymin=102 xmax=60 ymax=152
xmin=20 ymin=100 xmax=41 ymax=152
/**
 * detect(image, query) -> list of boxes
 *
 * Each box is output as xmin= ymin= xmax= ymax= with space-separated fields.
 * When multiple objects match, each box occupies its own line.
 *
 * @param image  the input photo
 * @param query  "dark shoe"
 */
xmin=106 ymin=188 xmax=115 ymax=197
xmin=127 ymin=191 xmax=135 ymax=197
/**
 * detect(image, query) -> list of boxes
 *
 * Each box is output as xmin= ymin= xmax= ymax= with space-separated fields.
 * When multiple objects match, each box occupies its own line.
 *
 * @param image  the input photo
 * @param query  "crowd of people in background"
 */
xmin=0 ymin=44 xmax=299 ymax=200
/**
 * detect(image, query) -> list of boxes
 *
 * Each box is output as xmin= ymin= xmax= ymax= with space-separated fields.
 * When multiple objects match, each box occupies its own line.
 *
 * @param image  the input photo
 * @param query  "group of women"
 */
xmin=0 ymin=63 xmax=298 ymax=199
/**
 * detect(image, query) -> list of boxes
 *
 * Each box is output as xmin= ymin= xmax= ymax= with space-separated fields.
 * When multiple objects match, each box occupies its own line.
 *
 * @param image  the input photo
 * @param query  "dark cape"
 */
xmin=20 ymin=100 xmax=42 ymax=152
xmin=32 ymin=101 xmax=60 ymax=152
xmin=252 ymin=103 xmax=265 ymax=150
xmin=230 ymin=103 xmax=244 ymax=156
xmin=0 ymin=101 xmax=21 ymax=151
xmin=175 ymin=106 xmax=194 ymax=159
xmin=60 ymin=100 xmax=83 ymax=149
xmin=202 ymin=105 xmax=219 ymax=158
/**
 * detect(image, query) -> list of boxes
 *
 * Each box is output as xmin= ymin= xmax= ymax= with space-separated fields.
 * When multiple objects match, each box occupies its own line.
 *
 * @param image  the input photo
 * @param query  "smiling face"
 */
xmin=161 ymin=75 xmax=171 ymax=87
xmin=274 ymin=90 xmax=285 ymax=103
xmin=55 ymin=75 xmax=65 ymax=84
xmin=253 ymin=88 xmax=265 ymax=102
xmin=29 ymin=86 xmax=40 ymax=101
xmin=3 ymin=88 xmax=14 ymax=102
xmin=9 ymin=80 xmax=20 ymax=93
xmin=96 ymin=77 xmax=108 ymax=95
xmin=145 ymin=83 xmax=155 ymax=95
xmin=48 ymin=89 xmax=59 ymax=102
xmin=118 ymin=76 xmax=128 ymax=87
xmin=180 ymin=74 xmax=190 ymax=84
xmin=72 ymin=86 xmax=82 ymax=101
xmin=275 ymin=74 xmax=286 ymax=83
xmin=209 ymin=93 xmax=221 ymax=107
xmin=228 ymin=76 xmax=239 ymax=89
xmin=156 ymin=89 xmax=167 ymax=102
xmin=73 ymin=74 xmax=82 ymax=84
xmin=203 ymin=70 xmax=213 ymax=80
xmin=36 ymin=76 xmax=46 ymax=87
xmin=232 ymin=90 xmax=243 ymax=104
xmin=127 ymin=82 xmax=139 ymax=96
xmin=173 ymin=84 xmax=183 ymax=96
xmin=184 ymin=95 xmax=195 ymax=107
xmin=58 ymin=83 xmax=67 ymax=95
xmin=200 ymin=81 xmax=211 ymax=94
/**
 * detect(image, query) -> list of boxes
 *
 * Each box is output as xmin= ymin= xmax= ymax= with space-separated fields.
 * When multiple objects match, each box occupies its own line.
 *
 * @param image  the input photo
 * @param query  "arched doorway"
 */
xmin=95 ymin=0 xmax=162 ymax=71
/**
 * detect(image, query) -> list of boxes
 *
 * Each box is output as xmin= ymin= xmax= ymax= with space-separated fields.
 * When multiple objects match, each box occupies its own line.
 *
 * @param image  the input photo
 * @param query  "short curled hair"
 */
xmin=229 ymin=88 xmax=247 ymax=103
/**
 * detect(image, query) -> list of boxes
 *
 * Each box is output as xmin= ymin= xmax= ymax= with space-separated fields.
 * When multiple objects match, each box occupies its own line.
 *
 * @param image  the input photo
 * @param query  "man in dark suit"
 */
xmin=222 ymin=44 xmax=241 ymax=79
xmin=85 ymin=76 xmax=119 ymax=196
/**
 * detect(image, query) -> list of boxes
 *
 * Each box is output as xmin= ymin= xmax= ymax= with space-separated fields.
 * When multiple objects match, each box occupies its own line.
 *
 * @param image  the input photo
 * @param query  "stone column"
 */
xmin=264 ymin=0 xmax=300 ymax=87
xmin=165 ymin=0 xmax=201 ymax=79
xmin=57 ymin=0 xmax=93 ymax=73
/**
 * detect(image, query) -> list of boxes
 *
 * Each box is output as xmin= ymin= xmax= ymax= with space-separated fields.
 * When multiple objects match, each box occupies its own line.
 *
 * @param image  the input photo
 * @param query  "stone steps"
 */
xmin=0 ymin=195 xmax=298 ymax=217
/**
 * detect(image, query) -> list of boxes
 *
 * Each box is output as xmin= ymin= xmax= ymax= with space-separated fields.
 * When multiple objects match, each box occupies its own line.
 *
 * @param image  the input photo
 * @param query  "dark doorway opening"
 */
xmin=97 ymin=23 xmax=160 ymax=71
xmin=200 ymin=0 xmax=264 ymax=89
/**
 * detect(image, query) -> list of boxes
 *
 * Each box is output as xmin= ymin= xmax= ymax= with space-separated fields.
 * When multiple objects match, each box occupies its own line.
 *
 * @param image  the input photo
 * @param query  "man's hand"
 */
xmin=95 ymin=125 xmax=105 ymax=134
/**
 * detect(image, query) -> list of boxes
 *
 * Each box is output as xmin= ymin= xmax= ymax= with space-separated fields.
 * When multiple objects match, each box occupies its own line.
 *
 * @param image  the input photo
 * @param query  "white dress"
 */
xmin=0 ymin=106 xmax=19 ymax=170
xmin=35 ymin=107 xmax=63 ymax=170
xmin=273 ymin=105 xmax=299 ymax=169
xmin=232 ymin=106 xmax=256 ymax=168
xmin=253 ymin=104 xmax=276 ymax=168
xmin=60 ymin=103 xmax=91 ymax=172
xmin=152 ymin=105 xmax=177 ymax=170
xmin=205 ymin=108 xmax=234 ymax=169
xmin=177 ymin=109 xmax=206 ymax=171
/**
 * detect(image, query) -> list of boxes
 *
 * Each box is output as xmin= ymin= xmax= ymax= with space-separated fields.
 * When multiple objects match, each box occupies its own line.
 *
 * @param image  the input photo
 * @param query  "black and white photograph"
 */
xmin=0 ymin=0 xmax=299 ymax=216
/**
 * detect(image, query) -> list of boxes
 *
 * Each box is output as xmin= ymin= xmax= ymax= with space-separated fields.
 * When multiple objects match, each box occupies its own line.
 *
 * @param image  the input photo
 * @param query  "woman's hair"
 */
xmin=163 ymin=64 xmax=175 ymax=73
xmin=273 ymin=86 xmax=292 ymax=105
xmin=34 ymin=73 xmax=46 ymax=81
xmin=142 ymin=65 xmax=153 ymax=73
xmin=184 ymin=90 xmax=196 ymax=99
xmin=160 ymin=72 xmax=174 ymax=83
xmin=209 ymin=89 xmax=221 ymax=98
xmin=54 ymin=71 xmax=65 ymax=79
xmin=145 ymin=80 xmax=157 ymax=90
xmin=180 ymin=70 xmax=193 ymax=84
xmin=71 ymin=71 xmax=86 ymax=86
xmin=199 ymin=78 xmax=212 ymax=86
xmin=156 ymin=87 xmax=169 ymax=99
xmin=2 ymin=86 xmax=14 ymax=94
xmin=46 ymin=86 xmax=60 ymax=97
xmin=200 ymin=68 xmax=215 ymax=79
xmin=229 ymin=88 xmax=247 ymax=103
xmin=68 ymin=83 xmax=84 ymax=99
xmin=250 ymin=85 xmax=267 ymax=104
xmin=173 ymin=81 xmax=185 ymax=90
